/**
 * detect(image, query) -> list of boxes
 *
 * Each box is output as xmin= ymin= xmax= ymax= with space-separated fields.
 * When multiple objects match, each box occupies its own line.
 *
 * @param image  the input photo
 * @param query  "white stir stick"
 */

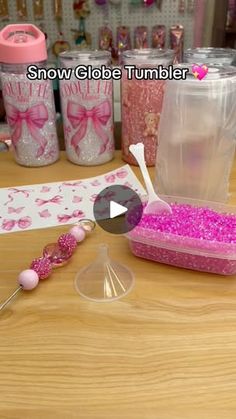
xmin=129 ymin=143 xmax=172 ymax=215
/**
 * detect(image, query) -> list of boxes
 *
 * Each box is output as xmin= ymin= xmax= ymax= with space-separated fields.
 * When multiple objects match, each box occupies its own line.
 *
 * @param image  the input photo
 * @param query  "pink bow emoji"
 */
xmin=35 ymin=195 xmax=62 ymax=206
xmin=57 ymin=209 xmax=85 ymax=223
xmin=5 ymin=102 xmax=48 ymax=158
xmin=67 ymin=100 xmax=111 ymax=156
xmin=2 ymin=216 xmax=32 ymax=231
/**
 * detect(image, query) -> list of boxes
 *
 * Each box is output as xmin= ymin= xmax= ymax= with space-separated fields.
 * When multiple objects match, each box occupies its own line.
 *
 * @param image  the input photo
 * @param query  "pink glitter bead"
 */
xmin=18 ymin=269 xmax=39 ymax=290
xmin=30 ymin=257 xmax=52 ymax=280
xmin=43 ymin=243 xmax=72 ymax=267
xmin=58 ymin=233 xmax=77 ymax=254
xmin=69 ymin=226 xmax=86 ymax=242
xmin=127 ymin=203 xmax=236 ymax=275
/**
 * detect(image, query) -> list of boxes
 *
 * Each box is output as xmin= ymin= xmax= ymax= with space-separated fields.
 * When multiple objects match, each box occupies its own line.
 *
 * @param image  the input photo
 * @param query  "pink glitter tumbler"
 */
xmin=59 ymin=51 xmax=114 ymax=166
xmin=0 ymin=24 xmax=59 ymax=167
xmin=121 ymin=49 xmax=174 ymax=166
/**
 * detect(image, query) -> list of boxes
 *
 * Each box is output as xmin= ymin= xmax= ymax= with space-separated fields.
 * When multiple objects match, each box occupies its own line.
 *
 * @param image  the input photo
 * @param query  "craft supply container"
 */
xmin=0 ymin=24 xmax=59 ymax=167
xmin=126 ymin=196 xmax=236 ymax=276
xmin=59 ymin=50 xmax=114 ymax=166
xmin=184 ymin=47 xmax=236 ymax=65
xmin=155 ymin=64 xmax=236 ymax=202
xmin=121 ymin=49 xmax=174 ymax=167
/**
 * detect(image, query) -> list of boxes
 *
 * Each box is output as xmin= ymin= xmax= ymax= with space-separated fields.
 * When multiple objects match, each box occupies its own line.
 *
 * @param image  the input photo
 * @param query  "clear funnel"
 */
xmin=74 ymin=244 xmax=134 ymax=302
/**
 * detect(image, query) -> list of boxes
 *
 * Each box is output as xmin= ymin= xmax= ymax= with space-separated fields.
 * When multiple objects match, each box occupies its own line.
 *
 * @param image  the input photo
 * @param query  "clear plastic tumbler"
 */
xmin=155 ymin=64 xmax=236 ymax=202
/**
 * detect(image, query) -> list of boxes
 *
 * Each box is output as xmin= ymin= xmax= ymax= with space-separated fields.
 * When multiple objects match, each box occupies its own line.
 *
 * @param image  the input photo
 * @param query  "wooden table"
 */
xmin=1 ymin=152 xmax=236 ymax=419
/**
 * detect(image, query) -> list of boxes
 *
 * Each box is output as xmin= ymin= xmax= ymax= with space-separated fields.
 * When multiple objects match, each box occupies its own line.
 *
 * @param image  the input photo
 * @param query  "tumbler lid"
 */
xmin=170 ymin=64 xmax=236 ymax=94
xmin=0 ymin=24 xmax=47 ymax=64
xmin=184 ymin=47 xmax=236 ymax=64
xmin=176 ymin=63 xmax=236 ymax=81
xmin=122 ymin=48 xmax=174 ymax=65
xmin=59 ymin=50 xmax=111 ymax=66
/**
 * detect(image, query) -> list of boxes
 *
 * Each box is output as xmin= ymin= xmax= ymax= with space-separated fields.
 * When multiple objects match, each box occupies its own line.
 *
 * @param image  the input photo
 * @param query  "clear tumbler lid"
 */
xmin=122 ymin=48 xmax=174 ymax=65
xmin=184 ymin=47 xmax=236 ymax=64
xmin=171 ymin=64 xmax=236 ymax=93
xmin=59 ymin=50 xmax=111 ymax=66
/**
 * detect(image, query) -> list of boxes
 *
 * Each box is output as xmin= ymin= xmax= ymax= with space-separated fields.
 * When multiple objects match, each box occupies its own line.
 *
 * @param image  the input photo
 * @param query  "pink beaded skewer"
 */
xmin=0 ymin=219 xmax=96 ymax=311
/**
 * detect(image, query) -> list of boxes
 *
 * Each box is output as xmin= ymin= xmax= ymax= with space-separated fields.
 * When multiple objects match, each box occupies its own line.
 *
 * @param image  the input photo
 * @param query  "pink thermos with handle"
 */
xmin=0 ymin=24 xmax=59 ymax=167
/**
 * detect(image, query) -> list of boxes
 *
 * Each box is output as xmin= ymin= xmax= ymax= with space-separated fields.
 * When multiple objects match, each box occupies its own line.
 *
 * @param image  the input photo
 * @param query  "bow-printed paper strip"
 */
xmin=0 ymin=165 xmax=145 ymax=234
xmin=67 ymin=99 xmax=112 ymax=155
xmin=5 ymin=102 xmax=49 ymax=158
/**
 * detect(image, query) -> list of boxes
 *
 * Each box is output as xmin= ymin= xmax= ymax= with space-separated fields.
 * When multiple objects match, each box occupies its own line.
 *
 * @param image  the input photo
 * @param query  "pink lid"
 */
xmin=0 ymin=24 xmax=47 ymax=64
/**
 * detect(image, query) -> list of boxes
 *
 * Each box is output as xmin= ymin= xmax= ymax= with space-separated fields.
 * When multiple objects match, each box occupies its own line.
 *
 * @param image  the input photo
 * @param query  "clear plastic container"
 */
xmin=126 ymin=196 xmax=236 ymax=276
xmin=155 ymin=64 xmax=236 ymax=202
xmin=184 ymin=47 xmax=236 ymax=65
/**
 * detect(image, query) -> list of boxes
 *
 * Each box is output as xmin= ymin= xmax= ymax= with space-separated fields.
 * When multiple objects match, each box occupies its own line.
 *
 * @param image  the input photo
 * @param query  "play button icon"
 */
xmin=110 ymin=201 xmax=127 ymax=219
xmin=93 ymin=185 xmax=143 ymax=234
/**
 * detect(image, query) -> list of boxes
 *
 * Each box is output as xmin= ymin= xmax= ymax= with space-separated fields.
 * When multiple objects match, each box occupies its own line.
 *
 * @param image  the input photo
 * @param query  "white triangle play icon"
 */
xmin=110 ymin=201 xmax=128 ymax=219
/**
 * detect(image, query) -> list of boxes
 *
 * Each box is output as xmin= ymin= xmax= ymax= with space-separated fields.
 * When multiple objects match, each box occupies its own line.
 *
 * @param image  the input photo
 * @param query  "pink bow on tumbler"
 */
xmin=67 ymin=100 xmax=111 ymax=156
xmin=35 ymin=195 xmax=63 ymax=206
xmin=5 ymin=102 xmax=49 ymax=158
xmin=2 ymin=217 xmax=32 ymax=231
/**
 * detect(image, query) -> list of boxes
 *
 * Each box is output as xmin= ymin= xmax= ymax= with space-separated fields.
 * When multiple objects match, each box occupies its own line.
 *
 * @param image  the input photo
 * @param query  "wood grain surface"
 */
xmin=1 ymin=152 xmax=236 ymax=419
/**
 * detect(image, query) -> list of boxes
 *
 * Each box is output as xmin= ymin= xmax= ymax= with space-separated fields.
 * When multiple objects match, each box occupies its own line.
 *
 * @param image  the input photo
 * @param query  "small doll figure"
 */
xmin=71 ymin=21 xmax=91 ymax=49
xmin=73 ymin=0 xmax=90 ymax=18
xmin=143 ymin=112 xmax=160 ymax=137
xmin=72 ymin=0 xmax=91 ymax=49
xmin=99 ymin=26 xmax=113 ymax=52
xmin=117 ymin=26 xmax=131 ymax=64
xmin=52 ymin=32 xmax=70 ymax=57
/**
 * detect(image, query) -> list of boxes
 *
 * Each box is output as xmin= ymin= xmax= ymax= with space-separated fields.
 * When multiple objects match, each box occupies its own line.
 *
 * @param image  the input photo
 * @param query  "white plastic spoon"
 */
xmin=129 ymin=143 xmax=172 ymax=215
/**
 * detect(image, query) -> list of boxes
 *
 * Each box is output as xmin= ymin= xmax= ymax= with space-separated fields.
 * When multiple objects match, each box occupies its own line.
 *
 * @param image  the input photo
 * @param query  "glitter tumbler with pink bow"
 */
xmin=0 ymin=24 xmax=59 ymax=167
xmin=59 ymin=51 xmax=114 ymax=166
xmin=121 ymin=49 xmax=174 ymax=166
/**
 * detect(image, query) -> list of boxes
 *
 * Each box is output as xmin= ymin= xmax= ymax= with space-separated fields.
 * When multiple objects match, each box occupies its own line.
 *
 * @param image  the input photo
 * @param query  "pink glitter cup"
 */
xmin=126 ymin=196 xmax=236 ymax=276
xmin=59 ymin=50 xmax=114 ymax=166
xmin=121 ymin=49 xmax=174 ymax=167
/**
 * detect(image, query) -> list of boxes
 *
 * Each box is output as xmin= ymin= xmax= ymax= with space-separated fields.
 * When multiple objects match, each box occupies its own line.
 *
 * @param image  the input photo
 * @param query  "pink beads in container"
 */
xmin=0 ymin=24 xmax=59 ymax=167
xmin=126 ymin=197 xmax=236 ymax=275
xmin=121 ymin=49 xmax=174 ymax=166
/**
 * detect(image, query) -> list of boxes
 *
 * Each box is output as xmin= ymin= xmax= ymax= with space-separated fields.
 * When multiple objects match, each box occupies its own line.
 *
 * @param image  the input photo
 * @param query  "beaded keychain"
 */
xmin=0 ymin=219 xmax=96 ymax=311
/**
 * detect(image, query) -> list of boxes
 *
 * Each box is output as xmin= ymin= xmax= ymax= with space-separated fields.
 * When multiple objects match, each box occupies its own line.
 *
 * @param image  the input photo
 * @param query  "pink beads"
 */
xmin=58 ymin=233 xmax=77 ymax=254
xmin=43 ymin=243 xmax=72 ymax=267
xmin=18 ymin=269 xmax=39 ymax=290
xmin=30 ymin=257 xmax=52 ymax=280
xmin=0 ymin=221 xmax=95 ymax=313
xmin=69 ymin=225 xmax=86 ymax=242
xmin=139 ymin=203 xmax=236 ymax=243
xmin=128 ymin=203 xmax=236 ymax=275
